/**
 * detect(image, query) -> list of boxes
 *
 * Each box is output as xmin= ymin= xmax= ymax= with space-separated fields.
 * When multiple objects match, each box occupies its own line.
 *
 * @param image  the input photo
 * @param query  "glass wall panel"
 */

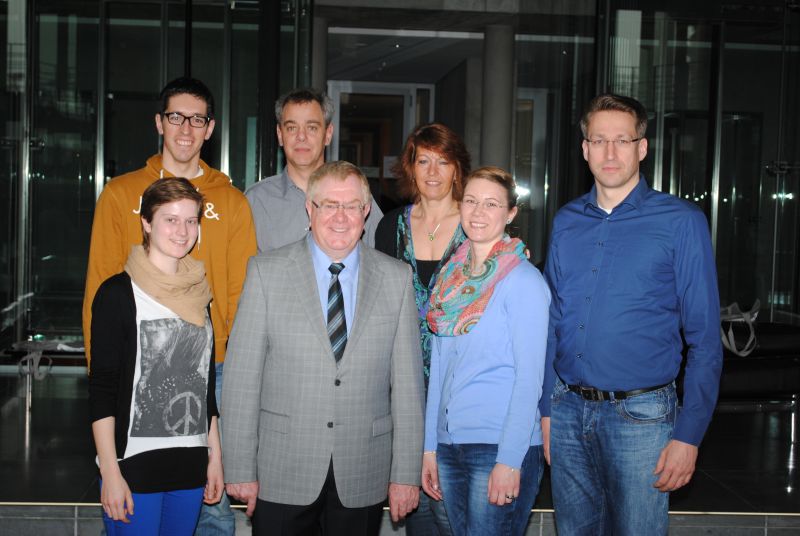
xmin=607 ymin=11 xmax=713 ymax=212
xmin=0 ymin=0 xmax=21 ymax=345
xmin=230 ymin=7 xmax=259 ymax=190
xmin=28 ymin=1 xmax=99 ymax=337
xmin=514 ymin=6 xmax=597 ymax=264
xmin=607 ymin=3 xmax=800 ymax=321
xmin=722 ymin=13 xmax=800 ymax=323
xmin=321 ymin=4 xmax=598 ymax=265
xmin=105 ymin=2 xmax=162 ymax=178
xmin=188 ymin=3 xmax=224 ymax=169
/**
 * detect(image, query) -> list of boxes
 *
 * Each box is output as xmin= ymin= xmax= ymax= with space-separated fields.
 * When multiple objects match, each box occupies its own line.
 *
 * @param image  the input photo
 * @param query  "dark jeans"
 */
xmin=405 ymin=490 xmax=453 ymax=536
xmin=550 ymin=379 xmax=676 ymax=535
xmin=437 ymin=443 xmax=543 ymax=536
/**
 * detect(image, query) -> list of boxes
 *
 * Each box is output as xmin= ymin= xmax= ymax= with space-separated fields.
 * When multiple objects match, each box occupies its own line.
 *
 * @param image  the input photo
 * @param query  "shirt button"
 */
xmin=591 ymin=268 xmax=598 ymax=274
xmin=577 ymin=353 xmax=583 ymax=358
xmin=334 ymin=379 xmax=341 ymax=386
xmin=579 ymin=324 xmax=584 ymax=330
xmin=585 ymin=297 xmax=591 ymax=303
xmin=327 ymin=422 xmax=333 ymax=428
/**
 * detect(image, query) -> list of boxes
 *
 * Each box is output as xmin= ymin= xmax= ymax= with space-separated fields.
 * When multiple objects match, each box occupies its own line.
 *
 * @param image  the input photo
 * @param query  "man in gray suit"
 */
xmin=222 ymin=160 xmax=424 ymax=535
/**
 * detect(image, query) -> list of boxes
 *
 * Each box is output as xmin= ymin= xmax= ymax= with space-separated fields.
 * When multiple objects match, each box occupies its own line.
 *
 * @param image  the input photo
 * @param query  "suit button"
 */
xmin=334 ymin=379 xmax=341 ymax=386
xmin=327 ymin=422 xmax=333 ymax=428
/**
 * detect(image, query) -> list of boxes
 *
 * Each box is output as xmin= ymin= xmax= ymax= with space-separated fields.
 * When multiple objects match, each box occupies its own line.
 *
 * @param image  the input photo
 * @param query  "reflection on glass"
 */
xmin=338 ymin=93 xmax=405 ymax=210
xmin=28 ymin=2 xmax=99 ymax=337
xmin=230 ymin=9 xmax=259 ymax=190
xmin=106 ymin=2 xmax=162 ymax=178
xmin=0 ymin=1 xmax=19 ymax=345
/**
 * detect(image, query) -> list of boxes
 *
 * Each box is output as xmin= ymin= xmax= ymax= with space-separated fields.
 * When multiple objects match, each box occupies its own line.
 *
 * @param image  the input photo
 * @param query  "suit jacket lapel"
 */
xmin=345 ymin=246 xmax=383 ymax=357
xmin=289 ymin=241 xmax=333 ymax=356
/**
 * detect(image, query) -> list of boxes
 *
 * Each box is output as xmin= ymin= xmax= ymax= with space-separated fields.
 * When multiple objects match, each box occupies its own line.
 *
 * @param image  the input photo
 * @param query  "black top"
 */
xmin=88 ymin=272 xmax=218 ymax=493
xmin=374 ymin=205 xmax=405 ymax=259
xmin=375 ymin=206 xmax=451 ymax=287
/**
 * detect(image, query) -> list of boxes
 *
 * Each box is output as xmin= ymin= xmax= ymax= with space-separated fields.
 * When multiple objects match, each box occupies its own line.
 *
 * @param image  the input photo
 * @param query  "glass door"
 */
xmin=0 ymin=0 xmax=23 ymax=345
xmin=607 ymin=3 xmax=800 ymax=322
xmin=513 ymin=88 xmax=550 ymax=266
xmin=717 ymin=13 xmax=800 ymax=323
xmin=26 ymin=1 xmax=99 ymax=338
xmin=328 ymin=81 xmax=434 ymax=211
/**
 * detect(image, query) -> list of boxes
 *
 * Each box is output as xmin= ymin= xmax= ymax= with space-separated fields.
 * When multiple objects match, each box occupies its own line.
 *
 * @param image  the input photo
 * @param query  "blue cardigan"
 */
xmin=424 ymin=261 xmax=551 ymax=469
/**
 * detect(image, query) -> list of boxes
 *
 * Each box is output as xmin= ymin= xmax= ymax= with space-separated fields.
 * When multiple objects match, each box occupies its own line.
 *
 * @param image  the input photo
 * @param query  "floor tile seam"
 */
xmin=693 ymin=468 xmax=761 ymax=511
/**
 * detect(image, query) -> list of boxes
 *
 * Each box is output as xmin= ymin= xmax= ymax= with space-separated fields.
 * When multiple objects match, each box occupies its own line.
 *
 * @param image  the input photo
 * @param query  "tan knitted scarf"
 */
xmin=124 ymin=245 xmax=212 ymax=326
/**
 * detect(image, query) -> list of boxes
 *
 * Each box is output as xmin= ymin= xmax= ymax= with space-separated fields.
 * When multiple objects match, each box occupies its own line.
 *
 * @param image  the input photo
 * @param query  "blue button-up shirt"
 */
xmin=540 ymin=177 xmax=722 ymax=446
xmin=308 ymin=235 xmax=359 ymax=336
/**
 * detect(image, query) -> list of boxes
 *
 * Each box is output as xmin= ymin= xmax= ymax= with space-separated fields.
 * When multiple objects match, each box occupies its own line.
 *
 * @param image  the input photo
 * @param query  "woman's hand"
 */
xmin=93 ymin=417 xmax=133 ymax=522
xmin=101 ymin=468 xmax=134 ymax=522
xmin=487 ymin=463 xmax=520 ymax=506
xmin=204 ymin=416 xmax=224 ymax=504
xmin=421 ymin=452 xmax=443 ymax=501
xmin=204 ymin=453 xmax=224 ymax=504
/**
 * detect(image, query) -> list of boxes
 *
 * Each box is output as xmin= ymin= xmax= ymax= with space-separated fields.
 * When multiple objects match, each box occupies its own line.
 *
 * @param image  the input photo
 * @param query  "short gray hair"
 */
xmin=275 ymin=88 xmax=334 ymax=126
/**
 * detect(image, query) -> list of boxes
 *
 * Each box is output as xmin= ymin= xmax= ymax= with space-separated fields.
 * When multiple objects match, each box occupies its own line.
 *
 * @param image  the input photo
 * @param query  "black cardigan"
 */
xmin=88 ymin=272 xmax=218 ymax=493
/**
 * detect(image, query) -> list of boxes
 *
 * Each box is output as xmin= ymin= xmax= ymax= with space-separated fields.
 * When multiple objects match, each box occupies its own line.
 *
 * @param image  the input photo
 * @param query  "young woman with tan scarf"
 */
xmin=89 ymin=177 xmax=223 ymax=535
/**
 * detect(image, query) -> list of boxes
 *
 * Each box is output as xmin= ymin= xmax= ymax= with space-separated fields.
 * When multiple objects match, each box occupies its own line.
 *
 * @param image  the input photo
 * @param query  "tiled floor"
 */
xmin=1 ymin=365 xmax=798 ymax=534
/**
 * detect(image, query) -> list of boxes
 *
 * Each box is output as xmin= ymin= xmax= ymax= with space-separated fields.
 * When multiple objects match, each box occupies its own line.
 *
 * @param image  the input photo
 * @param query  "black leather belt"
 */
xmin=566 ymin=382 xmax=670 ymax=402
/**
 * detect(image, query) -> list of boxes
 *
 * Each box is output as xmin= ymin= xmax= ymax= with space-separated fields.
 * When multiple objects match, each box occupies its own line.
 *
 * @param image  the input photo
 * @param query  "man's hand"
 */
xmin=653 ymin=439 xmax=698 ymax=492
xmin=541 ymin=417 xmax=551 ymax=466
xmin=226 ymin=481 xmax=259 ymax=517
xmin=388 ymin=483 xmax=419 ymax=522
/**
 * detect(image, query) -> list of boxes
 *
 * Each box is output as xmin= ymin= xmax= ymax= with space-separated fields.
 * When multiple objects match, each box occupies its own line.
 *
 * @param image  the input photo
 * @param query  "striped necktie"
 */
xmin=327 ymin=263 xmax=347 ymax=362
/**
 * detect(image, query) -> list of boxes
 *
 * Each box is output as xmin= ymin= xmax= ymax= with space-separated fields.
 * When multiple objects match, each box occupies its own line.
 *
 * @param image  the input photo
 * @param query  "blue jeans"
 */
xmin=405 ymin=489 xmax=453 ymax=536
xmin=102 ymin=485 xmax=204 ymax=535
xmin=550 ymin=379 xmax=677 ymax=536
xmin=194 ymin=362 xmax=235 ymax=536
xmin=437 ymin=443 xmax=543 ymax=536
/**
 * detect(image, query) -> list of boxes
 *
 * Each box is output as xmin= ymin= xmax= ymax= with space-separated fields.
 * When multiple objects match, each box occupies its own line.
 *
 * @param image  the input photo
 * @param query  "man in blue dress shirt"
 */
xmin=540 ymin=94 xmax=723 ymax=535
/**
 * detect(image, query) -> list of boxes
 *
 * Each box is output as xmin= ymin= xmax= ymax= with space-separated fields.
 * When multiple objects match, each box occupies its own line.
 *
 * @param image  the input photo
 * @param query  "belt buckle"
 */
xmin=579 ymin=386 xmax=601 ymax=401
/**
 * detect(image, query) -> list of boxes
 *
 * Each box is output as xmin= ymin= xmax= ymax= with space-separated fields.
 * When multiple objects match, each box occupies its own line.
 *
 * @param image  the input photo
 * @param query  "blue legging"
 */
xmin=102 ymin=485 xmax=204 ymax=536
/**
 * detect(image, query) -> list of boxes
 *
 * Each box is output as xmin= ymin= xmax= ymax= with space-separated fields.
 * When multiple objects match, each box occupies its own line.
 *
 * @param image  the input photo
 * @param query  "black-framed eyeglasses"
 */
xmin=162 ymin=112 xmax=211 ymax=128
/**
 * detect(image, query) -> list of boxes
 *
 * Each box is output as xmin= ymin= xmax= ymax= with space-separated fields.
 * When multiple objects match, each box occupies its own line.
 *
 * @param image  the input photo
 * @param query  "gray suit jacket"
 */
xmin=221 ymin=238 xmax=424 ymax=508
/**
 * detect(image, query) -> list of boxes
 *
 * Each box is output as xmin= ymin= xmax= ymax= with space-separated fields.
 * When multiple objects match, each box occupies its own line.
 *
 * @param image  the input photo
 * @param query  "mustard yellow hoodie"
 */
xmin=83 ymin=154 xmax=257 ymax=365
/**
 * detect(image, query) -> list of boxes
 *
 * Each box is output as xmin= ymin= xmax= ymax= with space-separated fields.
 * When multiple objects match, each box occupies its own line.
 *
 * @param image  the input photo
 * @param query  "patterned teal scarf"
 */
xmin=397 ymin=204 xmax=465 ymax=384
xmin=428 ymin=235 xmax=527 ymax=336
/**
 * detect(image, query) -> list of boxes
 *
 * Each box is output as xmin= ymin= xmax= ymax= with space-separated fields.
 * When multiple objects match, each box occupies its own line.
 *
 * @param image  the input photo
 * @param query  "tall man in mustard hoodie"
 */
xmin=83 ymin=77 xmax=256 ymax=536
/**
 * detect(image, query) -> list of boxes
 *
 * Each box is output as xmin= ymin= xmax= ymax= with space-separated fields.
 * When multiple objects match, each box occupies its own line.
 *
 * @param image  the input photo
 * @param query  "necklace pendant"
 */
xmin=427 ymin=222 xmax=442 ymax=242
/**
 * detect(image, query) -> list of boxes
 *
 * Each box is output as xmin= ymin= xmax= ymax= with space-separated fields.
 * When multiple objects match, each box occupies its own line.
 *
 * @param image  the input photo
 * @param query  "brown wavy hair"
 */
xmin=391 ymin=123 xmax=471 ymax=203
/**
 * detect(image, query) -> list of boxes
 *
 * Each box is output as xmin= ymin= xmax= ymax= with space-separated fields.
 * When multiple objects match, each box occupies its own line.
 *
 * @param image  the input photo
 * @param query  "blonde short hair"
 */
xmin=307 ymin=161 xmax=372 ymax=206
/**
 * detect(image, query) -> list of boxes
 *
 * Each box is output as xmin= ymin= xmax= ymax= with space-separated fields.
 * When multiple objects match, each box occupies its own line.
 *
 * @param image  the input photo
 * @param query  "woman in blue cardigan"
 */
xmin=422 ymin=167 xmax=551 ymax=535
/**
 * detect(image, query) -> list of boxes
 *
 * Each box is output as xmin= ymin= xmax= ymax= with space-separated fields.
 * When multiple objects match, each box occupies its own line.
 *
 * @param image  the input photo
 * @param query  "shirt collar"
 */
xmin=277 ymin=167 xmax=305 ymax=199
xmin=584 ymin=173 xmax=649 ymax=214
xmin=307 ymin=234 xmax=360 ymax=274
